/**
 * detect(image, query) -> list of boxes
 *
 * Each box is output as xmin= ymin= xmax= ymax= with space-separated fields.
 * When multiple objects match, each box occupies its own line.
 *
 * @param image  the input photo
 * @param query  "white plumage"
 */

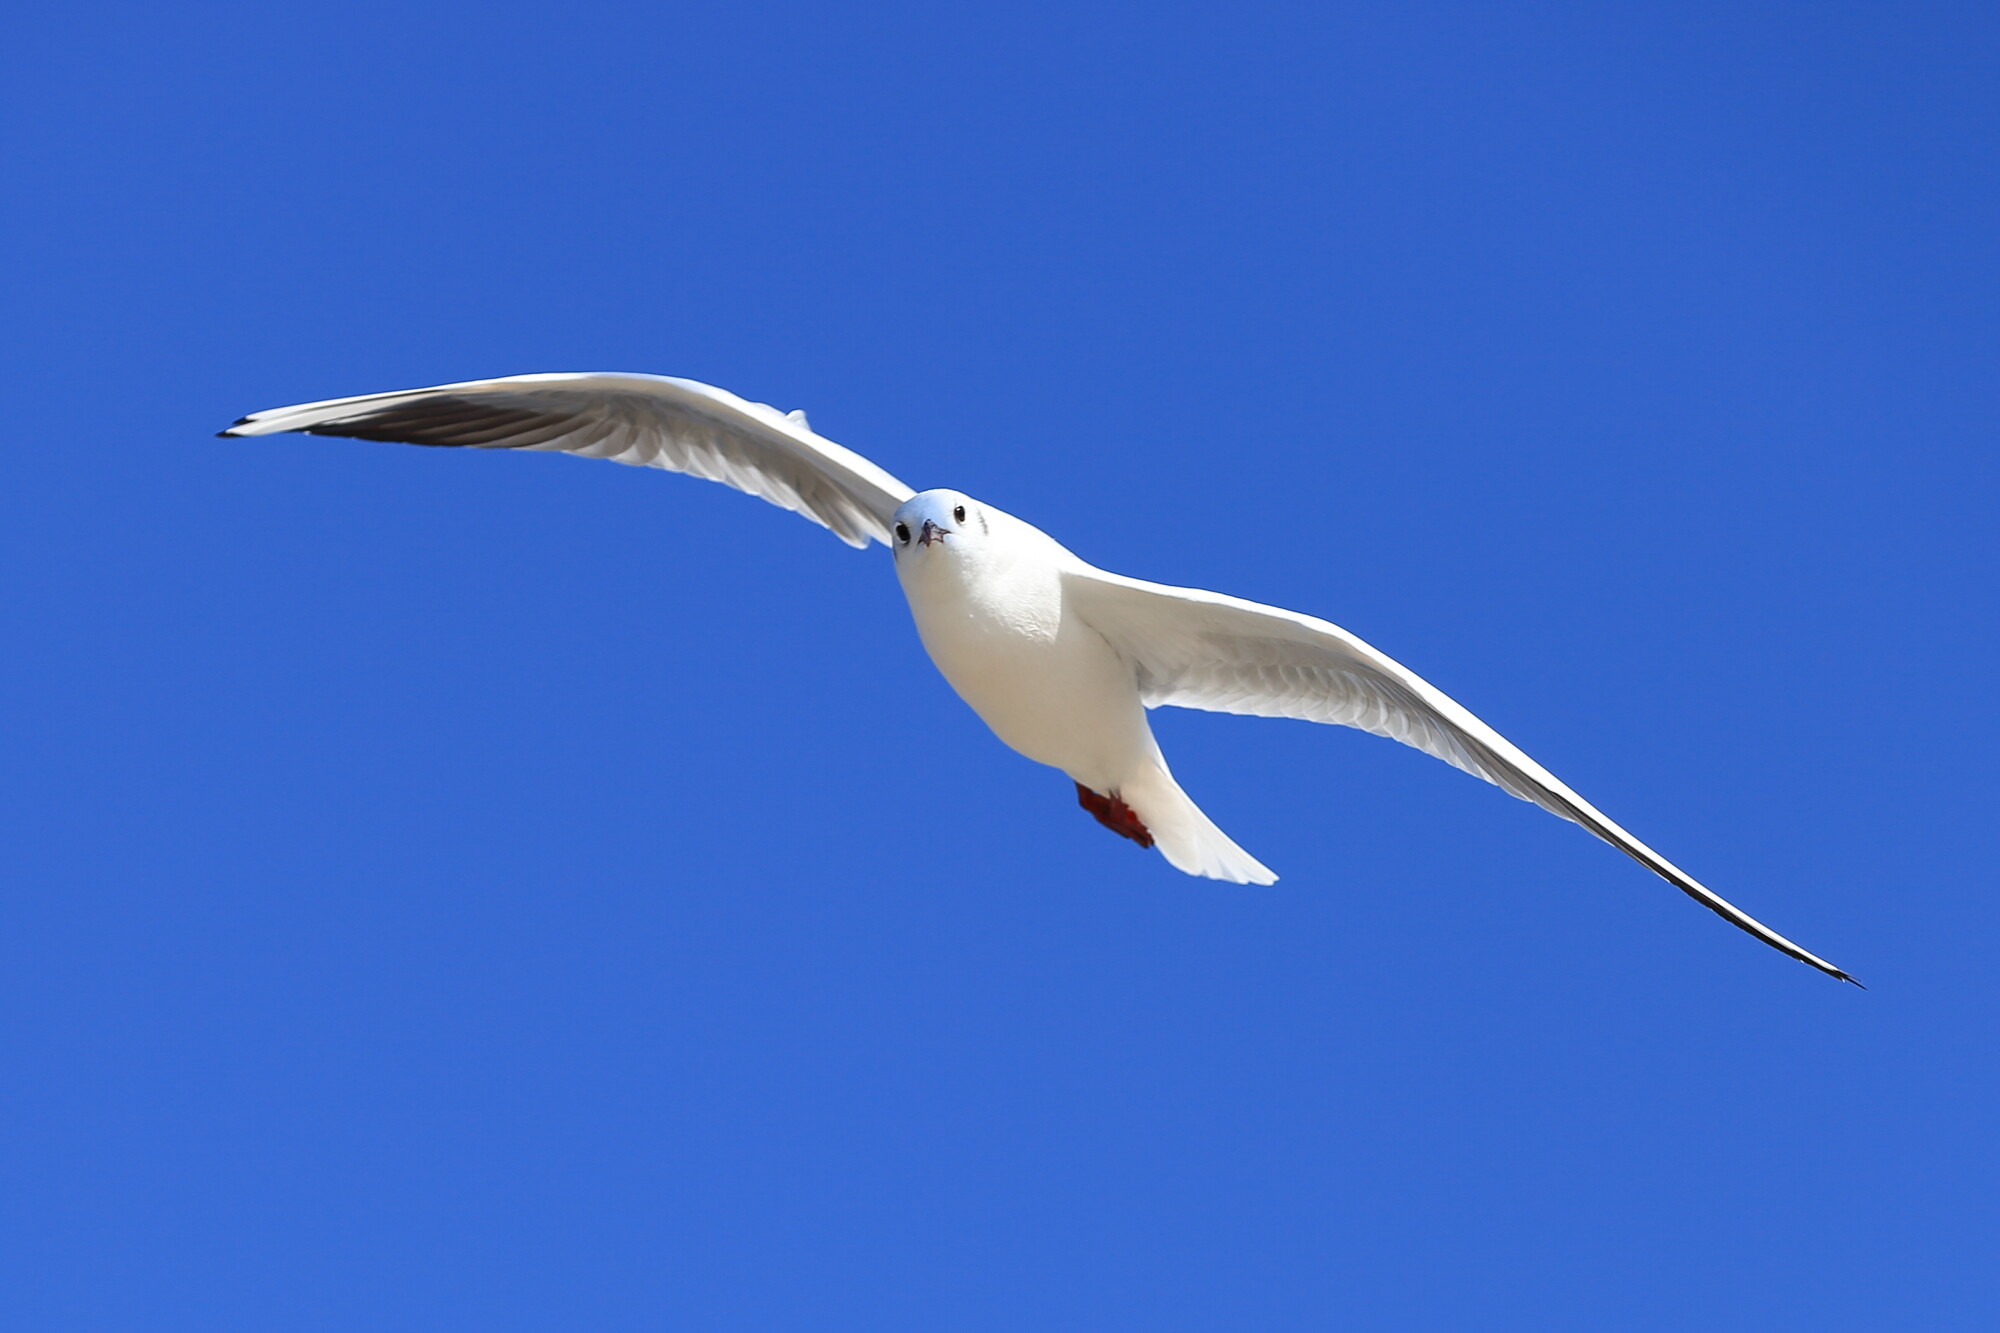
xmin=223 ymin=372 xmax=911 ymax=546
xmin=223 ymin=371 xmax=1855 ymax=983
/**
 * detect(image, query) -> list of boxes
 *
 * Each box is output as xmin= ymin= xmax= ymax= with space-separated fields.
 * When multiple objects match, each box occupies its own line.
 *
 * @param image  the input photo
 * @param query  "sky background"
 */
xmin=2 ymin=2 xmax=1995 ymax=1328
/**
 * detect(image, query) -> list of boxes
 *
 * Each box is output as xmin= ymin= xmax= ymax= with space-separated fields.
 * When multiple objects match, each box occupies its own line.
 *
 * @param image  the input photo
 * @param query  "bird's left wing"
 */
xmin=222 ymin=373 xmax=916 ymax=547
xmin=1062 ymin=563 xmax=1854 ymax=982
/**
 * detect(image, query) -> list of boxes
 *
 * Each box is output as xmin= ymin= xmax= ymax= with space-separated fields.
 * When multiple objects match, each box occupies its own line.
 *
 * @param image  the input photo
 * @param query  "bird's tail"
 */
xmin=1120 ymin=763 xmax=1277 ymax=885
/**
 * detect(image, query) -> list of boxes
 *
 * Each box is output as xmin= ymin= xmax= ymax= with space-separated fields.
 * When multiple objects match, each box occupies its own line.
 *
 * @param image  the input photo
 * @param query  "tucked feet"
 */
xmin=1075 ymin=782 xmax=1154 ymax=848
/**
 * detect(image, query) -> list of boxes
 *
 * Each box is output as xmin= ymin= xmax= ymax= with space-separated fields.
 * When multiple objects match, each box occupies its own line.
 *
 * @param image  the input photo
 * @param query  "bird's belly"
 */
xmin=911 ymin=597 xmax=1151 ymax=787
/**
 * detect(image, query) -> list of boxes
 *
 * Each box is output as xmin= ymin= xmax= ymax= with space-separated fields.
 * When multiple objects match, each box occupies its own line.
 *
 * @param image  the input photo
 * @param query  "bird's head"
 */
xmin=890 ymin=489 xmax=989 ymax=564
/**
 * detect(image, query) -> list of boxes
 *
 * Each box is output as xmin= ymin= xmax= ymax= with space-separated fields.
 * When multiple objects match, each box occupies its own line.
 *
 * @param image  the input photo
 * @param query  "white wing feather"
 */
xmin=1063 ymin=564 xmax=1854 ymax=982
xmin=222 ymin=373 xmax=916 ymax=547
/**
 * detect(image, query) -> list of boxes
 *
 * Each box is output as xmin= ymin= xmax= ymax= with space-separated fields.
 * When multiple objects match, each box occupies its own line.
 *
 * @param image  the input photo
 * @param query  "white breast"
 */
xmin=895 ymin=513 xmax=1155 ymax=791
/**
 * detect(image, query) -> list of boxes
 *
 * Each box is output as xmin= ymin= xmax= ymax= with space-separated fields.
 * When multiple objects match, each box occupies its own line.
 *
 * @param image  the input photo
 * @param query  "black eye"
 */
xmin=953 ymin=505 xmax=966 ymax=523
xmin=895 ymin=522 xmax=910 ymax=544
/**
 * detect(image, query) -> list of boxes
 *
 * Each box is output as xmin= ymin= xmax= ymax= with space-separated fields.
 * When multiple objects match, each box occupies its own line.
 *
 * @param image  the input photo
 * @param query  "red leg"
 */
xmin=1075 ymin=782 xmax=1155 ymax=848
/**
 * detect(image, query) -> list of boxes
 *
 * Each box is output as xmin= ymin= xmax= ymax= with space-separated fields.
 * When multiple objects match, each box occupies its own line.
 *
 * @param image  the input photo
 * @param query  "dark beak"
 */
xmin=918 ymin=519 xmax=951 ymax=547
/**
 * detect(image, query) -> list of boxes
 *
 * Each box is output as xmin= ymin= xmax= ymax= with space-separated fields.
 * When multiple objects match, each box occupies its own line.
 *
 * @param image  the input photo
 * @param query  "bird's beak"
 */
xmin=918 ymin=519 xmax=951 ymax=547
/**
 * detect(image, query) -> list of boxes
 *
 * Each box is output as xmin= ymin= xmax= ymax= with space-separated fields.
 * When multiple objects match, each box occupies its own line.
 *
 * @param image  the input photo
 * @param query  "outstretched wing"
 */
xmin=222 ymin=372 xmax=916 ymax=547
xmin=1063 ymin=564 xmax=1854 ymax=983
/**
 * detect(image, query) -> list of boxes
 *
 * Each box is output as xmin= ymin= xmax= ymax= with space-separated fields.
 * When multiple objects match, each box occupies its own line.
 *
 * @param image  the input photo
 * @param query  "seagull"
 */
xmin=222 ymin=372 xmax=1855 ymax=983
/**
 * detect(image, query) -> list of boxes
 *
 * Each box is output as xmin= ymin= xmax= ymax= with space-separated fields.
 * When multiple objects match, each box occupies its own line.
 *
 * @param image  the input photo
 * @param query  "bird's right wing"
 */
xmin=222 ymin=372 xmax=916 ymax=548
xmin=1063 ymin=563 xmax=1855 ymax=983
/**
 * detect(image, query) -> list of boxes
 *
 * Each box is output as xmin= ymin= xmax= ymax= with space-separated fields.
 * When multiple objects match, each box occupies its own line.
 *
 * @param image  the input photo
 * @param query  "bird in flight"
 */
xmin=223 ymin=372 xmax=1854 ymax=983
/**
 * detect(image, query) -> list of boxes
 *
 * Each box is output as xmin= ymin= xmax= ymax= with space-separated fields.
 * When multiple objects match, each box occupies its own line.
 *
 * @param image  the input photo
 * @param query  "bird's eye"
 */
xmin=895 ymin=522 xmax=910 ymax=544
xmin=953 ymin=505 xmax=966 ymax=523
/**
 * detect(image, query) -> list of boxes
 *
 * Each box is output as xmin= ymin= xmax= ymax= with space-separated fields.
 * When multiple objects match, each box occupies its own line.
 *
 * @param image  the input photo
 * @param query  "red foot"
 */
xmin=1075 ymin=782 xmax=1154 ymax=848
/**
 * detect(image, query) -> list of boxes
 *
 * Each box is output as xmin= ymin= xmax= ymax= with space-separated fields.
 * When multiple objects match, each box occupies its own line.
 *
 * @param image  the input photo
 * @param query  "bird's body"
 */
xmin=221 ymin=370 xmax=1855 ymax=982
xmin=895 ymin=496 xmax=1135 ymax=788
xmin=893 ymin=491 xmax=1273 ymax=883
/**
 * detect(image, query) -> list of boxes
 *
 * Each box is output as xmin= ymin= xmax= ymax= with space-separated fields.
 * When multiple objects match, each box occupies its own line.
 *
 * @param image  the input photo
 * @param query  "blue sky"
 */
xmin=2 ymin=2 xmax=1994 ymax=1327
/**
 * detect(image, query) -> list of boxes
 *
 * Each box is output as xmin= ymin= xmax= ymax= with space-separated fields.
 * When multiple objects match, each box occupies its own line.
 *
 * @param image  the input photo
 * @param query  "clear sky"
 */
xmin=3 ymin=2 xmax=1995 ymax=1328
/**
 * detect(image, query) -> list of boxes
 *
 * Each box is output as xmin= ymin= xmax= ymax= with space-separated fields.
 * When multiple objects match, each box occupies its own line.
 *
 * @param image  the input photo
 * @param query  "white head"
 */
xmin=889 ymin=489 xmax=991 ymax=565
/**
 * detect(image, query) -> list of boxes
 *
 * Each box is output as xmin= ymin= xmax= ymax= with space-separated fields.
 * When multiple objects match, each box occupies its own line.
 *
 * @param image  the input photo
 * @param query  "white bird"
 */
xmin=223 ymin=372 xmax=1855 ymax=983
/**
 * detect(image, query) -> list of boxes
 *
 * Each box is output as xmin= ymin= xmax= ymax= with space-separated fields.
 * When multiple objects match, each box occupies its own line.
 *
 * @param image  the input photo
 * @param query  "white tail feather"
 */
xmin=1120 ymin=765 xmax=1277 ymax=885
